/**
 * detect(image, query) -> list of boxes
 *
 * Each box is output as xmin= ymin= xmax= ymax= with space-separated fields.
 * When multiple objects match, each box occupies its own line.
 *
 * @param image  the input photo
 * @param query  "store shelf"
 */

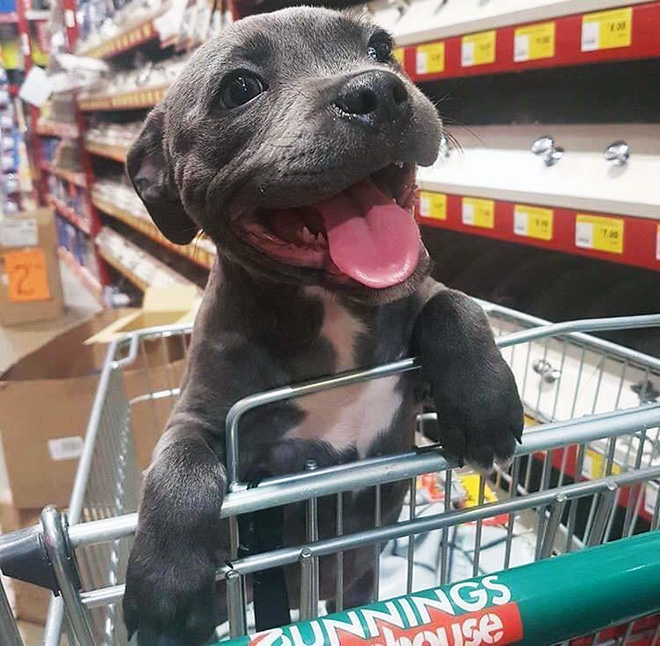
xmin=417 ymin=191 xmax=659 ymax=271
xmin=78 ymin=85 xmax=169 ymax=111
xmin=0 ymin=10 xmax=49 ymax=23
xmin=48 ymin=194 xmax=92 ymax=235
xmin=84 ymin=141 xmax=129 ymax=163
xmin=36 ymin=120 xmax=79 ymax=138
xmin=41 ymin=161 xmax=87 ymax=188
xmin=388 ymin=1 xmax=660 ymax=81
xmin=93 ymin=195 xmax=215 ymax=269
xmin=77 ymin=10 xmax=166 ymax=59
xmin=96 ymin=227 xmax=199 ymax=291
xmin=57 ymin=245 xmax=103 ymax=303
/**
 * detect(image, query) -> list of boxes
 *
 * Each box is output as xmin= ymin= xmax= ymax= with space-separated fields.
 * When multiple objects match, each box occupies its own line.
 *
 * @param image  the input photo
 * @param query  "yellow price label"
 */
xmin=514 ymin=205 xmax=553 ymax=241
xmin=392 ymin=47 xmax=405 ymax=65
xmin=582 ymin=448 xmax=622 ymax=480
xmin=582 ymin=7 xmax=632 ymax=51
xmin=514 ymin=22 xmax=555 ymax=62
xmin=458 ymin=473 xmax=499 ymax=508
xmin=461 ymin=30 xmax=496 ymax=67
xmin=416 ymin=42 xmax=445 ymax=75
xmin=462 ymin=198 xmax=495 ymax=229
xmin=576 ymin=215 xmax=624 ymax=254
xmin=419 ymin=191 xmax=447 ymax=220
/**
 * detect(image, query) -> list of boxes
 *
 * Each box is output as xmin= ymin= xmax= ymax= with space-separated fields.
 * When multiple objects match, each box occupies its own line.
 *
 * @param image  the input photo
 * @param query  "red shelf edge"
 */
xmin=416 ymin=191 xmax=660 ymax=271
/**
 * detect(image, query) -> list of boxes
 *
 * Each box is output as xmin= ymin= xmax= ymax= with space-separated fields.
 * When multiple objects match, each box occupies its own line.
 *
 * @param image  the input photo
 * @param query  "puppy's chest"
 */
xmin=285 ymin=290 xmax=408 ymax=458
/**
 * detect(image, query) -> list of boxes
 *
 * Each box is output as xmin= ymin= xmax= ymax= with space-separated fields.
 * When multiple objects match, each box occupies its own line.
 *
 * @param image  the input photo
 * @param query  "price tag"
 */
xmin=461 ymin=30 xmax=496 ymax=67
xmin=419 ymin=191 xmax=447 ymax=220
xmin=514 ymin=22 xmax=555 ymax=62
xmin=416 ymin=42 xmax=445 ymax=75
xmin=393 ymin=47 xmax=405 ymax=65
xmin=462 ymin=198 xmax=494 ymax=229
xmin=575 ymin=215 xmax=624 ymax=254
xmin=4 ymin=248 xmax=51 ymax=302
xmin=514 ymin=205 xmax=553 ymax=240
xmin=582 ymin=7 xmax=632 ymax=52
xmin=581 ymin=448 xmax=621 ymax=480
xmin=0 ymin=218 xmax=38 ymax=248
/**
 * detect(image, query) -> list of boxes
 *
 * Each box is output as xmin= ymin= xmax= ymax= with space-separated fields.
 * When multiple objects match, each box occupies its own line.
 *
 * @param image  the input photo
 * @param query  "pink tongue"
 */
xmin=315 ymin=180 xmax=420 ymax=289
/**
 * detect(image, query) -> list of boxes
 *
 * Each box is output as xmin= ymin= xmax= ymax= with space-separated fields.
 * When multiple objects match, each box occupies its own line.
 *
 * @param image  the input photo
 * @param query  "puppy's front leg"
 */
xmin=123 ymin=426 xmax=226 ymax=646
xmin=412 ymin=288 xmax=524 ymax=468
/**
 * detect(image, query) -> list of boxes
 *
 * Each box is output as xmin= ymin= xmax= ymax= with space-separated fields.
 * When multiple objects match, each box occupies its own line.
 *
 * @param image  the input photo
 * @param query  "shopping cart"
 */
xmin=1 ymin=302 xmax=659 ymax=646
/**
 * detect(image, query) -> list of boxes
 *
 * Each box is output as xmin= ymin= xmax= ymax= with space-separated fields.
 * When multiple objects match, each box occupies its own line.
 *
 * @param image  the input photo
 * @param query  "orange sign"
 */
xmin=4 ymin=249 xmax=51 ymax=302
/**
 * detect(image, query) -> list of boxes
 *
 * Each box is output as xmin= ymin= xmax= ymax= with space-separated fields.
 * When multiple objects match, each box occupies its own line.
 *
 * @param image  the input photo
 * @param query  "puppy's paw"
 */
xmin=427 ymin=356 xmax=523 ymax=470
xmin=123 ymin=531 xmax=218 ymax=646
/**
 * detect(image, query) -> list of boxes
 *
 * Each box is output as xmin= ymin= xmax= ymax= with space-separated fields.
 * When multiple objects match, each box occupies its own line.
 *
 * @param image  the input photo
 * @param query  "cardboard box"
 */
xmin=0 ymin=291 xmax=194 ymax=510
xmin=0 ymin=209 xmax=64 ymax=326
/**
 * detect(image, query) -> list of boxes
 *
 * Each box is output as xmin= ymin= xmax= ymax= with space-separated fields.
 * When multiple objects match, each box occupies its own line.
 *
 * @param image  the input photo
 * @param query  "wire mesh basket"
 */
xmin=1 ymin=301 xmax=659 ymax=646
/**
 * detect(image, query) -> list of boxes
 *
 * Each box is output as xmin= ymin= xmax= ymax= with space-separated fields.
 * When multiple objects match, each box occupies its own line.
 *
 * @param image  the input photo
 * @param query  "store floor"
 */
xmin=0 ymin=260 xmax=101 ymax=644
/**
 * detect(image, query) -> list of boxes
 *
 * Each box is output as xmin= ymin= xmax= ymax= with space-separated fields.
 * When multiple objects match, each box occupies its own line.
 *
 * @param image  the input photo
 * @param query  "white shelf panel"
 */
xmin=417 ymin=124 xmax=660 ymax=219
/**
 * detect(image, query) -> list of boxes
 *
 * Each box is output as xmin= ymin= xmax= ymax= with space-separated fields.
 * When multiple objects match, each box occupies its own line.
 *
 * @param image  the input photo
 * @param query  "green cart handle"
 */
xmin=217 ymin=531 xmax=660 ymax=646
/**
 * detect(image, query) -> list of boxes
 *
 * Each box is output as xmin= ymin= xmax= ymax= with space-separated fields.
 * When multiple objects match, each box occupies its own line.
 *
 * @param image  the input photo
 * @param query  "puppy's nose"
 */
xmin=332 ymin=71 xmax=409 ymax=128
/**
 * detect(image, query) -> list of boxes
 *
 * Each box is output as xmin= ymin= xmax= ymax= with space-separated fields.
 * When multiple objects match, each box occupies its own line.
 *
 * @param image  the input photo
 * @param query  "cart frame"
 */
xmin=0 ymin=302 xmax=659 ymax=646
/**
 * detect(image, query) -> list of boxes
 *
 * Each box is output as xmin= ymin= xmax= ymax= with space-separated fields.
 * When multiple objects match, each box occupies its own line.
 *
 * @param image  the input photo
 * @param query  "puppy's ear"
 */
xmin=126 ymin=107 xmax=198 ymax=245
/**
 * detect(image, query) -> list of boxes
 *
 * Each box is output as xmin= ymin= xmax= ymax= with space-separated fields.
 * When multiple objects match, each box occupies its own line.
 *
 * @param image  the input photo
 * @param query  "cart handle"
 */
xmin=225 ymin=312 xmax=660 ymax=488
xmin=216 ymin=531 xmax=660 ymax=646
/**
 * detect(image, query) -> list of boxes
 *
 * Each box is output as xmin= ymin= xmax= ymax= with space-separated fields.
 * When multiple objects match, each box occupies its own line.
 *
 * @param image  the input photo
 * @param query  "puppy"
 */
xmin=123 ymin=7 xmax=523 ymax=645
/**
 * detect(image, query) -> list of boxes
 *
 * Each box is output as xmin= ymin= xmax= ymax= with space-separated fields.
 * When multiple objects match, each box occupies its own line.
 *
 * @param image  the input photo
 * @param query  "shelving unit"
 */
xmin=387 ymin=1 xmax=660 ymax=79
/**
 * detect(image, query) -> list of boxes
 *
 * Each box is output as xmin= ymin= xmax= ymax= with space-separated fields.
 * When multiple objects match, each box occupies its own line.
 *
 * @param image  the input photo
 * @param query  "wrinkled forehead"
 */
xmin=209 ymin=8 xmax=376 ymax=77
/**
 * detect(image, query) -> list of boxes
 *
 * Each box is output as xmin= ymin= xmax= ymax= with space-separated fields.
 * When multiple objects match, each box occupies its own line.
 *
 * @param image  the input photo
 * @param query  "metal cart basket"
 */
xmin=1 ymin=301 xmax=659 ymax=646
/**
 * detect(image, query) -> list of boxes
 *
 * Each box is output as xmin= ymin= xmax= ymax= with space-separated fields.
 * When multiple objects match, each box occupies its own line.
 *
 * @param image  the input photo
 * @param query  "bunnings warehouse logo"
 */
xmin=251 ymin=576 xmax=522 ymax=646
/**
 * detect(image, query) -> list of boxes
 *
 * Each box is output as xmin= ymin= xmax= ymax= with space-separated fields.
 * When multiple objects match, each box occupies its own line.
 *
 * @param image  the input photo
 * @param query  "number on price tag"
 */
xmin=462 ymin=198 xmax=495 ymax=229
xmin=514 ymin=205 xmax=553 ymax=240
xmin=4 ymin=248 xmax=51 ymax=302
xmin=416 ymin=42 xmax=445 ymax=75
xmin=514 ymin=22 xmax=555 ymax=62
xmin=581 ymin=7 xmax=632 ymax=52
xmin=419 ymin=191 xmax=447 ymax=220
xmin=575 ymin=215 xmax=624 ymax=254
xmin=461 ymin=31 xmax=496 ymax=67
xmin=393 ymin=47 xmax=405 ymax=66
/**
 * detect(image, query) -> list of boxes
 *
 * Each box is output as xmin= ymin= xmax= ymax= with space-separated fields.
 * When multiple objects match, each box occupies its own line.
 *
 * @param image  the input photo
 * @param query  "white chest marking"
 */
xmin=285 ymin=288 xmax=403 ymax=457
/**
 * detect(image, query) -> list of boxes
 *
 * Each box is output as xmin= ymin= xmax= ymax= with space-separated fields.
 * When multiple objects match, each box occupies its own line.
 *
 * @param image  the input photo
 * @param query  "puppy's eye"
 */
xmin=367 ymin=32 xmax=393 ymax=63
xmin=219 ymin=72 xmax=266 ymax=109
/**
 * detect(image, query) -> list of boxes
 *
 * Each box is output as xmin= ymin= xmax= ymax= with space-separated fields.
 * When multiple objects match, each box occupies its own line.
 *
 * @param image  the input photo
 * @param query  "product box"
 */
xmin=0 ymin=288 xmax=197 ymax=510
xmin=0 ymin=208 xmax=64 ymax=326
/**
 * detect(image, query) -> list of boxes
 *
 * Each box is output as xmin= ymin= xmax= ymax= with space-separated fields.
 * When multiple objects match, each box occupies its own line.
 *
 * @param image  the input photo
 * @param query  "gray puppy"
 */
xmin=124 ymin=7 xmax=523 ymax=645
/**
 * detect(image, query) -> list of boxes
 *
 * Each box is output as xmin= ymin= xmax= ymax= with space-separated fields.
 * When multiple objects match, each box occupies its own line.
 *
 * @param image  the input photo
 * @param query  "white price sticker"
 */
xmin=575 ymin=221 xmax=594 ymax=248
xmin=581 ymin=20 xmax=600 ymax=51
xmin=514 ymin=35 xmax=529 ymax=62
xmin=48 ymin=436 xmax=84 ymax=461
xmin=1 ymin=219 xmax=38 ymax=248
xmin=462 ymin=202 xmax=475 ymax=225
xmin=645 ymin=482 xmax=659 ymax=516
xmin=461 ymin=41 xmax=474 ymax=67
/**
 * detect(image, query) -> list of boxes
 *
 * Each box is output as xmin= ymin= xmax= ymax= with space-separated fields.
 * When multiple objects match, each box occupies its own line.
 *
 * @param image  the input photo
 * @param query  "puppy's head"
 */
xmin=127 ymin=7 xmax=441 ymax=302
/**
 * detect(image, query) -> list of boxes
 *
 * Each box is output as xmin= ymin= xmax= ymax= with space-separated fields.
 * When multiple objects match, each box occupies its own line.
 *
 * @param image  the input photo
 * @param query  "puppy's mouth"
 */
xmin=235 ymin=163 xmax=419 ymax=289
